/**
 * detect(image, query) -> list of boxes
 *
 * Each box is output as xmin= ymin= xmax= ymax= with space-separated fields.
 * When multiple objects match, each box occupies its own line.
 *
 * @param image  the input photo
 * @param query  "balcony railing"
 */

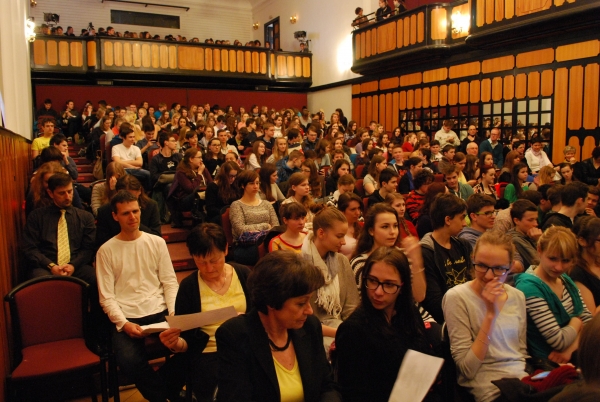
xmin=31 ymin=36 xmax=312 ymax=87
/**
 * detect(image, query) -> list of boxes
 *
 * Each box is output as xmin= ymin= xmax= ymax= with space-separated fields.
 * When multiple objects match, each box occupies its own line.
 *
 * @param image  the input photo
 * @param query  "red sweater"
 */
xmin=405 ymin=190 xmax=425 ymax=222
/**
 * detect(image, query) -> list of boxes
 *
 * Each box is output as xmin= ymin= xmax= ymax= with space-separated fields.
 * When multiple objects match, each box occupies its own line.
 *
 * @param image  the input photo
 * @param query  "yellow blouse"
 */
xmin=273 ymin=356 xmax=304 ymax=402
xmin=198 ymin=267 xmax=247 ymax=353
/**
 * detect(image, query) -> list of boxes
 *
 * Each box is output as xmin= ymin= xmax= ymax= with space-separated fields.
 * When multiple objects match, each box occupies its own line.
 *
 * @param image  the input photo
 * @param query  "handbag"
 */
xmin=237 ymin=230 xmax=268 ymax=246
xmin=92 ymin=150 xmax=104 ymax=180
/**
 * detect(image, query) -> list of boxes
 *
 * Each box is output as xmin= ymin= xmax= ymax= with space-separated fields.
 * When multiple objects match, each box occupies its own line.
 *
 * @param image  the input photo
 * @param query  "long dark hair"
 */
xmin=510 ymin=162 xmax=528 ymax=198
xmin=359 ymin=247 xmax=429 ymax=343
xmin=178 ymin=148 xmax=202 ymax=180
xmin=214 ymin=161 xmax=240 ymax=204
xmin=301 ymin=160 xmax=322 ymax=199
xmin=352 ymin=203 xmax=398 ymax=259
xmin=338 ymin=192 xmax=363 ymax=239
xmin=420 ymin=182 xmax=447 ymax=216
xmin=259 ymin=163 xmax=277 ymax=202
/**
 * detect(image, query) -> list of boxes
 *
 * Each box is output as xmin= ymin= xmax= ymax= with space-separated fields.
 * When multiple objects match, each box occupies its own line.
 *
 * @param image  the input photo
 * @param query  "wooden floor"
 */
xmin=66 ymin=385 xmax=146 ymax=402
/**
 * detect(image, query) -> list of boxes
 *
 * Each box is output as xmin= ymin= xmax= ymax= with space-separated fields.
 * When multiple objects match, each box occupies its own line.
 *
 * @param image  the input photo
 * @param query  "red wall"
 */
xmin=34 ymin=85 xmax=308 ymax=112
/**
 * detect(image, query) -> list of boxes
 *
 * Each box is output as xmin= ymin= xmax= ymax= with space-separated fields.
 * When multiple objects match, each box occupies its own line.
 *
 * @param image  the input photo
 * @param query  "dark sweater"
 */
xmin=541 ymin=212 xmax=573 ymax=231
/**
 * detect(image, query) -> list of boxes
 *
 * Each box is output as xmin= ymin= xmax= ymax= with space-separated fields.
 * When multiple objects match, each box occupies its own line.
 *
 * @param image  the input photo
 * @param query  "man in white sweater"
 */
xmin=97 ymin=190 xmax=183 ymax=402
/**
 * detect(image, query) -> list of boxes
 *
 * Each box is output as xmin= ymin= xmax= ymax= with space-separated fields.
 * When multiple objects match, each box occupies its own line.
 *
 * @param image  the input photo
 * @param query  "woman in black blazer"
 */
xmin=216 ymin=251 xmax=341 ymax=402
xmin=159 ymin=223 xmax=251 ymax=402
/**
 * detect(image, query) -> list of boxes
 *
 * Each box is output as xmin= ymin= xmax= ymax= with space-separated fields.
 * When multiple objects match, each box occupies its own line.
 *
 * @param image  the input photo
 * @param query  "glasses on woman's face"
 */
xmin=472 ymin=261 xmax=510 ymax=276
xmin=365 ymin=277 xmax=401 ymax=294
xmin=228 ymin=174 xmax=237 ymax=179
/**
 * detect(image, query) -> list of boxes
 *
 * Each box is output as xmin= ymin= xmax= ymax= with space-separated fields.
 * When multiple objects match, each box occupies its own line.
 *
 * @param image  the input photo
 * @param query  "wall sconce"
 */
xmin=290 ymin=15 xmax=297 ymax=24
xmin=253 ymin=22 xmax=259 ymax=30
xmin=26 ymin=18 xmax=36 ymax=42
xmin=451 ymin=11 xmax=470 ymax=34
xmin=30 ymin=0 xmax=37 ymax=7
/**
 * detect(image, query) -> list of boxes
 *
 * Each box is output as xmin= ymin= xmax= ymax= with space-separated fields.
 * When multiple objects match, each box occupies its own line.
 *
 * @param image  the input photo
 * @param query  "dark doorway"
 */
xmin=264 ymin=17 xmax=280 ymax=51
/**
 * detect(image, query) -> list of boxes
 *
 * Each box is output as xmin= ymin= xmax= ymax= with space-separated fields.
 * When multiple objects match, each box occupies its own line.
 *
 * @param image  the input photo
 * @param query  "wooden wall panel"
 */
xmin=541 ymin=70 xmax=554 ymax=96
xmin=422 ymin=87 xmax=431 ymax=108
xmin=495 ymin=0 xmax=505 ymax=22
xmin=504 ymin=75 xmax=515 ymax=100
xmin=377 ymin=22 xmax=397 ymax=54
xmin=141 ymin=44 xmax=151 ymax=68
xmin=439 ymin=85 xmax=448 ymax=106
xmin=481 ymin=78 xmax=491 ymax=102
xmin=485 ymin=0 xmax=495 ymax=24
xmin=159 ymin=45 xmax=169 ymax=69
xmin=113 ymin=41 xmax=123 ymax=67
xmin=470 ymin=80 xmax=481 ymax=103
xmin=410 ymin=14 xmax=417 ymax=45
xmin=302 ymin=57 xmax=310 ymax=78
xmin=431 ymin=86 xmax=439 ymax=107
xmin=372 ymin=28 xmax=378 ymax=55
xmin=417 ymin=12 xmax=425 ymax=43
xmin=476 ymin=0 xmax=485 ymax=27
xmin=492 ymin=76 xmax=503 ymax=101
xmin=583 ymin=63 xmax=599 ymax=130
xmin=214 ymin=49 xmax=222 ymax=72
xmin=58 ymin=41 xmax=70 ymax=67
xmin=385 ymin=93 xmax=393 ymax=130
xmin=151 ymin=44 xmax=160 ymax=68
xmin=360 ymin=33 xmax=366 ymax=59
xmin=103 ymin=41 xmax=113 ymax=66
xmin=168 ymin=46 xmax=177 ymax=69
xmin=46 ymin=41 xmax=58 ymax=66
xmin=392 ymin=92 xmax=400 ymax=129
xmin=373 ymin=95 xmax=379 ymax=123
xmin=397 ymin=19 xmax=404 ymax=49
xmin=556 ymin=40 xmax=599 ymax=62
xmin=223 ymin=49 xmax=230 ymax=72
xmin=568 ymin=66 xmax=584 ymax=130
xmin=459 ymin=82 xmax=470 ymax=104
xmin=516 ymin=48 xmax=554 ymax=68
xmin=516 ymin=0 xmax=552 ymax=16
xmin=132 ymin=43 xmax=142 ymax=68
xmin=70 ymin=42 xmax=83 ymax=67
xmin=380 ymin=77 xmax=400 ymax=90
xmin=352 ymin=97 xmax=361 ymax=124
xmin=399 ymin=91 xmax=407 ymax=110
xmin=122 ymin=43 xmax=132 ymax=67
xmin=245 ymin=51 xmax=253 ymax=74
xmin=515 ymin=73 xmax=527 ymax=99
xmin=448 ymin=83 xmax=459 ymax=105
xmin=582 ymin=136 xmax=597 ymax=160
xmin=379 ymin=94 xmax=386 ymax=126
xmin=430 ymin=9 xmax=447 ymax=41
xmin=361 ymin=81 xmax=379 ymax=93
xmin=553 ymin=68 xmax=569 ymax=162
xmin=449 ymin=62 xmax=481 ymax=79
xmin=352 ymin=84 xmax=361 ymax=95
xmin=400 ymin=72 xmax=422 ymax=87
xmin=403 ymin=15 xmax=411 ymax=47
xmin=415 ymin=88 xmax=423 ymax=109
xmin=205 ymin=48 xmax=213 ymax=71
xmin=355 ymin=35 xmax=361 ymax=60
xmin=366 ymin=96 xmax=373 ymax=123
xmin=506 ymin=0 xmax=515 ymax=18
xmin=33 ymin=40 xmax=46 ymax=65
xmin=87 ymin=41 xmax=96 ymax=67
xmin=527 ymin=71 xmax=540 ymax=98
xmin=366 ymin=30 xmax=372 ymax=58
xmin=482 ymin=55 xmax=514 ymax=73
xmin=286 ymin=55 xmax=294 ymax=77
xmin=360 ymin=97 xmax=367 ymax=127
xmin=294 ymin=56 xmax=302 ymax=77
xmin=423 ymin=68 xmax=447 ymax=83
xmin=407 ymin=89 xmax=414 ymax=109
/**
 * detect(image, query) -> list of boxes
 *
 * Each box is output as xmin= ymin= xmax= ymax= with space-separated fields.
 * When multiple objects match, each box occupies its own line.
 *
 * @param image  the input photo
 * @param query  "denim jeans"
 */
xmin=125 ymin=168 xmax=152 ymax=192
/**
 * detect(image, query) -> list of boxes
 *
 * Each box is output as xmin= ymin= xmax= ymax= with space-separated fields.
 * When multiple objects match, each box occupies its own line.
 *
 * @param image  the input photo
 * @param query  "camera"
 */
xmin=87 ymin=22 xmax=95 ymax=31
xmin=43 ymin=13 xmax=60 ymax=24
xmin=294 ymin=31 xmax=306 ymax=40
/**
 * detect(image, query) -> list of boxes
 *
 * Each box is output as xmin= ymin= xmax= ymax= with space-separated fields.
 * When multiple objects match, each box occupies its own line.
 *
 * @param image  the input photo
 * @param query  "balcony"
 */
xmin=30 ymin=36 xmax=312 ymax=89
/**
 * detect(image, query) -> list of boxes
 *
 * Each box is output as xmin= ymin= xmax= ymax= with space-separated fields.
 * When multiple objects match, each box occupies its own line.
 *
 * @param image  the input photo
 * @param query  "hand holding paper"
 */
xmin=388 ymin=349 xmax=444 ymax=402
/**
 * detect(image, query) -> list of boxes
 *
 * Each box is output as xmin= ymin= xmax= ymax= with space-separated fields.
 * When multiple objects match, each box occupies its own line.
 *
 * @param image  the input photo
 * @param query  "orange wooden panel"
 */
xmin=47 ymin=40 xmax=59 ymax=66
xmin=448 ymin=83 xmax=459 ymax=105
xmin=410 ymin=14 xmax=417 ymax=45
xmin=379 ymin=94 xmax=386 ymax=127
xmin=439 ymin=85 xmax=448 ymax=106
xmin=302 ymin=57 xmax=310 ymax=78
xmin=293 ymin=56 xmax=301 ymax=77
xmin=403 ymin=16 xmax=410 ymax=47
xmin=397 ymin=19 xmax=404 ymax=49
xmin=380 ymin=77 xmax=400 ymax=90
xmin=360 ymin=33 xmax=366 ymax=59
xmin=132 ymin=43 xmax=142 ymax=68
xmin=69 ymin=42 xmax=82 ymax=67
xmin=515 ymin=73 xmax=527 ymax=99
xmin=386 ymin=93 xmax=393 ymax=130
xmin=355 ymin=35 xmax=361 ymax=60
xmin=476 ymin=0 xmax=485 ymax=27
xmin=451 ymin=3 xmax=471 ymax=40
xmin=237 ymin=51 xmax=246 ymax=73
xmin=361 ymin=81 xmax=379 ymax=93
xmin=417 ymin=12 xmax=425 ymax=43
xmin=56 ymin=41 xmax=69 ymax=67
xmin=400 ymin=72 xmax=422 ymax=87
xmin=214 ymin=48 xmax=222 ymax=72
xmin=102 ymin=41 xmax=112 ymax=67
xmin=245 ymin=51 xmax=253 ymax=74
xmin=366 ymin=96 xmax=373 ymax=123
xmin=392 ymin=92 xmax=400 ymax=128
xmin=516 ymin=48 xmax=554 ymax=68
xmin=372 ymin=27 xmax=377 ymax=54
xmin=459 ymin=82 xmax=469 ymax=104
xmin=568 ymin=65 xmax=584 ymax=130
xmin=399 ymin=91 xmax=407 ymax=110
xmin=481 ymin=78 xmax=491 ymax=102
xmin=506 ymin=0 xmax=515 ymax=18
xmin=352 ymin=84 xmax=361 ymax=95
xmin=159 ymin=45 xmax=169 ymax=69
xmin=482 ymin=55 xmax=514 ymax=73
xmin=423 ymin=68 xmax=447 ymax=83
xmin=470 ymin=80 xmax=481 ymax=103
xmin=415 ymin=88 xmax=423 ymax=109
xmin=113 ymin=41 xmax=123 ymax=67
xmin=556 ymin=40 xmax=599 ymax=62
xmin=492 ymin=77 xmax=503 ymax=101
xmin=583 ymin=63 xmax=599 ymax=130
xmin=352 ymin=98 xmax=361 ymax=123
xmin=87 ymin=41 xmax=96 ymax=67
xmin=553 ymin=68 xmax=569 ymax=162
xmin=486 ymin=0 xmax=495 ymax=24
xmin=495 ymin=0 xmax=505 ymax=21
xmin=122 ymin=42 xmax=132 ymax=67
xmin=422 ymin=87 xmax=431 ymax=108
xmin=222 ymin=49 xmax=230 ymax=72
xmin=527 ymin=71 xmax=540 ymax=98
xmin=360 ymin=97 xmax=367 ymax=127
xmin=377 ymin=22 xmax=396 ymax=54
xmin=555 ymin=0 xmax=565 ymax=7
xmin=252 ymin=51 xmax=260 ymax=74
xmin=430 ymin=9 xmax=447 ymax=41
xmin=33 ymin=39 xmax=46 ymax=65
xmin=373 ymin=95 xmax=379 ymax=123
xmin=516 ymin=0 xmax=552 ymax=16
xmin=582 ymin=136 xmax=597 ymax=160
xmin=205 ymin=47 xmax=213 ymax=71
xmin=431 ymin=86 xmax=439 ymax=107
xmin=407 ymin=89 xmax=414 ymax=110
xmin=168 ymin=46 xmax=177 ymax=69
xmin=283 ymin=55 xmax=292 ymax=76
xmin=366 ymin=30 xmax=372 ymax=57
xmin=141 ymin=44 xmax=151 ymax=68
xmin=503 ymin=75 xmax=515 ymax=100
xmin=179 ymin=47 xmax=198 ymax=70
xmin=541 ymin=70 xmax=554 ymax=96
xmin=230 ymin=50 xmax=237 ymax=73
xmin=258 ymin=52 xmax=266 ymax=74
xmin=449 ymin=62 xmax=480 ymax=79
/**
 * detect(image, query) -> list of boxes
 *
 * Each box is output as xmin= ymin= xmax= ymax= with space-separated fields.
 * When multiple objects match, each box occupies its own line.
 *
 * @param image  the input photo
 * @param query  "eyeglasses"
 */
xmin=228 ymin=174 xmax=237 ymax=179
xmin=365 ymin=277 xmax=401 ymax=294
xmin=474 ymin=210 xmax=499 ymax=217
xmin=472 ymin=261 xmax=510 ymax=276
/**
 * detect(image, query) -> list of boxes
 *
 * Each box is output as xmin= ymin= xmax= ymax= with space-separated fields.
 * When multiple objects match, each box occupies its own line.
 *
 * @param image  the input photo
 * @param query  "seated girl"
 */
xmin=269 ymin=202 xmax=307 ymax=253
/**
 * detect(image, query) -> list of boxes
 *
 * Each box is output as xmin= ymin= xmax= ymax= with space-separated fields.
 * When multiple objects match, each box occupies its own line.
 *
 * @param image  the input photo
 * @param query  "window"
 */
xmin=110 ymin=10 xmax=180 ymax=29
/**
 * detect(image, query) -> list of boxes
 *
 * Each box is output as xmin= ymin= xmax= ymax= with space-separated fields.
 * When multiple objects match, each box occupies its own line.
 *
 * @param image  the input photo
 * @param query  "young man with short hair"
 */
xmin=217 ymin=129 xmax=239 ymax=156
xmin=458 ymin=193 xmax=497 ymax=248
xmin=368 ymin=168 xmax=398 ymax=208
xmin=441 ymin=144 xmax=456 ymax=162
xmin=32 ymin=118 xmax=56 ymax=158
xmin=443 ymin=164 xmax=474 ymax=200
xmin=388 ymin=143 xmax=406 ymax=175
xmin=149 ymin=132 xmax=182 ymax=188
xmin=586 ymin=185 xmax=599 ymax=217
xmin=50 ymin=133 xmax=78 ymax=180
xmin=541 ymin=181 xmax=588 ymax=230
xmin=261 ymin=123 xmax=275 ymax=151
xmin=276 ymin=150 xmax=304 ymax=183
xmin=286 ymin=128 xmax=303 ymax=151
xmin=574 ymin=146 xmax=600 ymax=186
xmin=136 ymin=124 xmax=159 ymax=169
xmin=302 ymin=125 xmax=319 ymax=153
xmin=507 ymin=199 xmax=542 ymax=269
xmin=398 ymin=157 xmax=423 ymax=194
xmin=420 ymin=193 xmax=473 ymax=323
xmin=112 ymin=123 xmax=151 ymax=191
xmin=405 ymin=170 xmax=434 ymax=222
xmin=434 ymin=120 xmax=460 ymax=149
xmin=326 ymin=174 xmax=355 ymax=208
xmin=430 ymin=140 xmax=443 ymax=162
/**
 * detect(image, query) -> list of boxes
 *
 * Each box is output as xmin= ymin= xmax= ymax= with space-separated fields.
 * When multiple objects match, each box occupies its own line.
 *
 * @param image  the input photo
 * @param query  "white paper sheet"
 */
xmin=140 ymin=322 xmax=170 ymax=335
xmin=165 ymin=306 xmax=237 ymax=332
xmin=388 ymin=349 xmax=444 ymax=402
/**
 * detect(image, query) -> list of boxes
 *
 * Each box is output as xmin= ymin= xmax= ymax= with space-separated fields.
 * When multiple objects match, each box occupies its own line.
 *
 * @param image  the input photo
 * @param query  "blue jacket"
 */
xmin=479 ymin=139 xmax=504 ymax=168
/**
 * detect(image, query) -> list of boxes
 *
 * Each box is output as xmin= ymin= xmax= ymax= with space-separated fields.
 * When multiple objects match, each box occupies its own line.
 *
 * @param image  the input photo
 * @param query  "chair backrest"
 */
xmin=99 ymin=134 xmax=106 ymax=154
xmin=105 ymin=142 xmax=113 ymax=166
xmin=499 ymin=182 xmax=509 ymax=199
xmin=5 ymin=276 xmax=88 ymax=351
xmin=363 ymin=197 xmax=369 ymax=211
xmin=221 ymin=207 xmax=234 ymax=247
xmin=355 ymin=164 xmax=365 ymax=179
xmin=147 ymin=147 xmax=161 ymax=167
xmin=354 ymin=179 xmax=365 ymax=198
xmin=434 ymin=173 xmax=444 ymax=182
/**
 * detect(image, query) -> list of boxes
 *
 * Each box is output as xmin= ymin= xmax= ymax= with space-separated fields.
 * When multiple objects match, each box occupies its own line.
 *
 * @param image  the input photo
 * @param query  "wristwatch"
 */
xmin=48 ymin=263 xmax=56 ymax=271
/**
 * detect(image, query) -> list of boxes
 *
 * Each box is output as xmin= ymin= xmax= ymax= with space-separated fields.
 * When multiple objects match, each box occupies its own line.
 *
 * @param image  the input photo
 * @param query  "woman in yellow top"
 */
xmin=159 ymin=223 xmax=251 ymax=401
xmin=216 ymin=251 xmax=341 ymax=402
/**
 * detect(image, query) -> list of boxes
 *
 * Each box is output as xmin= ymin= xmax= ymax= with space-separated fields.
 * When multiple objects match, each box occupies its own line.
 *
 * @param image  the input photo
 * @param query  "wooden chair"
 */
xmin=498 ymin=182 xmax=509 ymax=199
xmin=4 ymin=276 xmax=108 ymax=402
xmin=363 ymin=197 xmax=370 ymax=211
xmin=354 ymin=178 xmax=365 ymax=198
xmin=147 ymin=147 xmax=161 ymax=167
xmin=220 ymin=207 xmax=234 ymax=248
xmin=355 ymin=164 xmax=365 ymax=179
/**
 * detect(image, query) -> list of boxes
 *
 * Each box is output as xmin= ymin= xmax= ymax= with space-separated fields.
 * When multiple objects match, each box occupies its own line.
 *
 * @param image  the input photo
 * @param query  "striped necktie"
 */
xmin=57 ymin=209 xmax=70 ymax=266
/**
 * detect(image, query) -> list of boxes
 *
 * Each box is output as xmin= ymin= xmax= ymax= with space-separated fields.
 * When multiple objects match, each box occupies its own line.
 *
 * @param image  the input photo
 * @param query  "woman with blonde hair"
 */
xmin=266 ymin=137 xmax=288 ymax=164
xmin=90 ymin=161 xmax=126 ymax=216
xmin=515 ymin=226 xmax=592 ymax=363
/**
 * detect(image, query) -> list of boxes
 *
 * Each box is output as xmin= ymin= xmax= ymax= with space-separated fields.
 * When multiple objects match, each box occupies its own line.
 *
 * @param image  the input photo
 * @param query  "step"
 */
xmin=167 ymin=242 xmax=195 ymax=271
xmin=161 ymin=224 xmax=190 ymax=244
xmin=77 ymin=165 xmax=93 ymax=173
xmin=73 ymin=157 xmax=91 ymax=165
xmin=78 ymin=173 xmax=96 ymax=183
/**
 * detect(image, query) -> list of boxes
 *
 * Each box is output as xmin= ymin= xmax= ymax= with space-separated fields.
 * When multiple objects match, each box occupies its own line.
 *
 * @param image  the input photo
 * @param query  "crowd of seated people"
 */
xmin=23 ymin=95 xmax=600 ymax=401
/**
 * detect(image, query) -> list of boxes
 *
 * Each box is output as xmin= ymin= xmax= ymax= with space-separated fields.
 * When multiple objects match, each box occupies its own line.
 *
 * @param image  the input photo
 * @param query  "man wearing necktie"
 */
xmin=22 ymin=173 xmax=96 ymax=286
